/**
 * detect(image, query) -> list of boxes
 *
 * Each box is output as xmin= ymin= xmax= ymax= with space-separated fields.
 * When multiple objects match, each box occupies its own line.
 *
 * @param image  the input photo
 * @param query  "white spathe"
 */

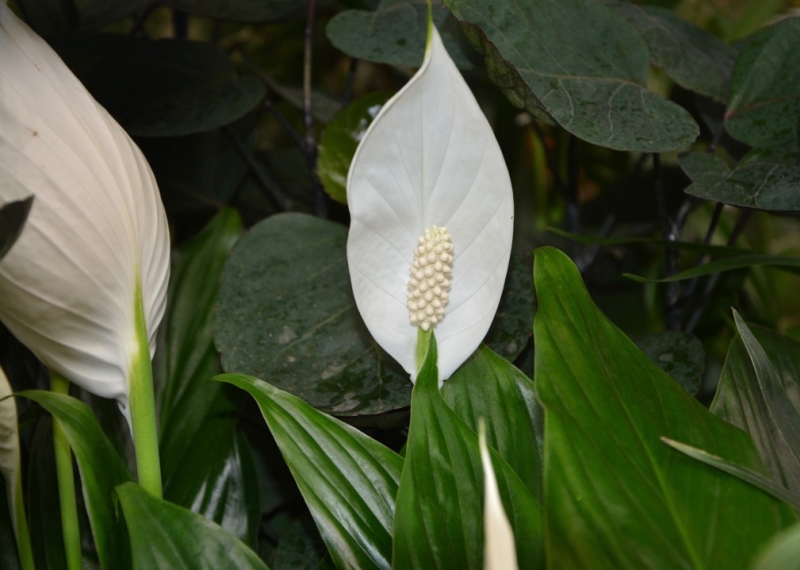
xmin=0 ymin=365 xmax=20 ymax=536
xmin=346 ymin=21 xmax=514 ymax=382
xmin=0 ymin=3 xmax=169 ymax=412
xmin=479 ymin=423 xmax=519 ymax=570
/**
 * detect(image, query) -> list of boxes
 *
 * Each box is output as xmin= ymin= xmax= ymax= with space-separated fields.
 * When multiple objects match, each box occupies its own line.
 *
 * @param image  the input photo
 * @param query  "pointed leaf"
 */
xmin=217 ymin=372 xmax=402 ymax=570
xmin=19 ymin=391 xmax=132 ymax=570
xmin=0 ymin=197 xmax=33 ymax=263
xmin=625 ymin=253 xmax=800 ymax=283
xmin=533 ymin=246 xmax=794 ymax=569
xmin=392 ymin=334 xmax=543 ymax=569
xmin=445 ymin=0 xmax=699 ymax=151
xmin=347 ymin=21 xmax=514 ymax=381
xmin=116 ymin=482 xmax=268 ymax=570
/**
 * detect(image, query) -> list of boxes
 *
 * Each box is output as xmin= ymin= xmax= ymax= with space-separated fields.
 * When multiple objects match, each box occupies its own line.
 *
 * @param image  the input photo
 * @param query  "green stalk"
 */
xmin=13 ymin=470 xmax=35 ymax=570
xmin=416 ymin=328 xmax=432 ymax=373
xmin=50 ymin=372 xmax=81 ymax=570
xmin=128 ymin=279 xmax=163 ymax=498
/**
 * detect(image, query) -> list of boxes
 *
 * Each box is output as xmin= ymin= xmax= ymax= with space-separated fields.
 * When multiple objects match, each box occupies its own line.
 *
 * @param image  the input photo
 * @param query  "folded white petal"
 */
xmin=0 ymin=4 xmax=169 ymax=407
xmin=479 ymin=423 xmax=519 ymax=570
xmin=347 ymin=22 xmax=513 ymax=381
xmin=0 ymin=365 xmax=20 ymax=537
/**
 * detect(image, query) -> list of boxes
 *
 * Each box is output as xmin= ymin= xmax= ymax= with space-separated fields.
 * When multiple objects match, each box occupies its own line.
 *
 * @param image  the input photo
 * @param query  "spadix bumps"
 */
xmin=408 ymin=226 xmax=453 ymax=331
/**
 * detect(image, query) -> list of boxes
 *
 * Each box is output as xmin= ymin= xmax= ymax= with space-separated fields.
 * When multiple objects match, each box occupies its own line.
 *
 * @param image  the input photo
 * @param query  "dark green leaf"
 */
xmin=445 ymin=0 xmax=699 ymax=151
xmin=725 ymin=18 xmax=800 ymax=154
xmin=163 ymin=0 xmax=306 ymax=22
xmin=533 ymin=246 xmax=794 ymax=569
xmin=680 ymin=150 xmax=800 ymax=212
xmin=214 ymin=213 xmax=412 ymax=416
xmin=272 ymin=518 xmax=333 ymax=570
xmin=751 ymin=523 xmax=800 ymax=570
xmin=0 ymin=197 xmax=33 ymax=262
xmin=393 ymin=334 xmax=543 ymax=569
xmin=327 ymin=0 xmax=474 ymax=69
xmin=711 ymin=315 xmax=800 ymax=495
xmin=484 ymin=255 xmax=534 ymax=362
xmin=19 ymin=391 xmax=132 ymax=570
xmin=610 ymin=3 xmax=736 ymax=102
xmin=625 ymin=253 xmax=800 ymax=283
xmin=217 ymin=373 xmax=402 ymax=570
xmin=639 ymin=331 xmax=704 ymax=395
xmin=317 ymin=91 xmax=392 ymax=204
xmin=53 ymin=36 xmax=265 ymax=137
xmin=116 ymin=482 xmax=268 ymax=570
xmin=442 ymin=345 xmax=544 ymax=500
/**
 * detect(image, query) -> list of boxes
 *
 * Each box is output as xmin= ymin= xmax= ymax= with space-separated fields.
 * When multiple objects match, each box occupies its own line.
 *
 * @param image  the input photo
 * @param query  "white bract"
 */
xmin=0 ymin=3 xmax=169 ymax=415
xmin=0 ymin=365 xmax=20 ymax=536
xmin=346 ymin=18 xmax=514 ymax=382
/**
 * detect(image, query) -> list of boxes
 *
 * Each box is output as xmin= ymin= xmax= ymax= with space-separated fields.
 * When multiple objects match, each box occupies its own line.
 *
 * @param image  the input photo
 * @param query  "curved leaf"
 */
xmin=625 ymin=253 xmax=800 ymax=283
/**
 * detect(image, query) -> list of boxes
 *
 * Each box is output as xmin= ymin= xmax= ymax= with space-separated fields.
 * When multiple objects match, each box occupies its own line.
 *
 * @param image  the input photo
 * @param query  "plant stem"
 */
xmin=303 ymin=0 xmax=327 ymax=218
xmin=653 ymin=153 xmax=681 ymax=330
xmin=50 ymin=372 xmax=82 ymax=570
xmin=416 ymin=328 xmax=432 ymax=373
xmin=129 ymin=280 xmax=163 ymax=498
xmin=13 ymin=458 xmax=34 ymax=570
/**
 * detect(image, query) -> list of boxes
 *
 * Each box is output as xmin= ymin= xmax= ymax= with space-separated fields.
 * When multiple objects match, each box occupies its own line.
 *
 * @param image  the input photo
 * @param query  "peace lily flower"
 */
xmin=0 ymin=3 xmax=169 ymax=422
xmin=346 ymin=15 xmax=514 ymax=382
xmin=479 ymin=421 xmax=518 ymax=570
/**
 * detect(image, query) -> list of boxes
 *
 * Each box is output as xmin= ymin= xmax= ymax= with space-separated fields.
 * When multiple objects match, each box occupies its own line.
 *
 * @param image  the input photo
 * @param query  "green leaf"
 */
xmin=393 ymin=334 xmax=543 ymax=569
xmin=533 ymin=246 xmax=794 ymax=569
xmin=214 ymin=213 xmax=412 ymax=416
xmin=725 ymin=18 xmax=800 ymax=154
xmin=163 ymin=0 xmax=306 ymax=22
xmin=317 ymin=91 xmax=392 ymax=204
xmin=638 ymin=331 xmax=704 ymax=395
xmin=442 ymin=345 xmax=544 ymax=500
xmin=19 ymin=391 xmax=132 ymax=570
xmin=679 ymin=151 xmax=800 ymax=212
xmin=625 ymin=252 xmax=800 ymax=283
xmin=0 ymin=197 xmax=33 ymax=262
xmin=53 ymin=36 xmax=265 ymax=137
xmin=483 ymin=255 xmax=534 ymax=362
xmin=711 ymin=315 xmax=800 ymax=495
xmin=216 ymin=373 xmax=402 ymax=570
xmin=272 ymin=518 xmax=334 ymax=570
xmin=115 ymin=482 xmax=268 ymax=570
xmin=610 ymin=3 xmax=737 ymax=102
xmin=326 ymin=0 xmax=474 ymax=69
xmin=751 ymin=523 xmax=800 ymax=570
xmin=445 ymin=0 xmax=699 ymax=151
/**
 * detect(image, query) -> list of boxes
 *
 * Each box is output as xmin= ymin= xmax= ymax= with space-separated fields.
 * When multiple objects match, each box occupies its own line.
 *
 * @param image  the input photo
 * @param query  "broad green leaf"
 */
xmin=625 ymin=252 xmax=800 ymax=283
xmin=751 ymin=523 xmax=800 ymax=570
xmin=163 ymin=0 xmax=306 ymax=22
xmin=610 ymin=3 xmax=736 ymax=102
xmin=116 ymin=482 xmax=268 ymax=570
xmin=711 ymin=316 xmax=800 ymax=495
xmin=533 ymin=246 xmax=794 ymax=569
xmin=393 ymin=334 xmax=543 ymax=570
xmin=53 ymin=35 xmax=265 ymax=137
xmin=442 ymin=345 xmax=543 ymax=500
xmin=680 ymin=151 xmax=800 ymax=212
xmin=725 ymin=18 xmax=800 ymax=154
xmin=445 ymin=0 xmax=699 ymax=151
xmin=639 ymin=331 xmax=704 ymax=395
xmin=214 ymin=213 xmax=412 ymax=416
xmin=19 ymin=391 xmax=132 ymax=570
xmin=483 ymin=255 xmax=535 ymax=362
xmin=0 ymin=197 xmax=33 ymax=262
xmin=217 ymin=372 xmax=402 ymax=570
xmin=317 ymin=91 xmax=392 ymax=204
xmin=327 ymin=0 xmax=473 ymax=69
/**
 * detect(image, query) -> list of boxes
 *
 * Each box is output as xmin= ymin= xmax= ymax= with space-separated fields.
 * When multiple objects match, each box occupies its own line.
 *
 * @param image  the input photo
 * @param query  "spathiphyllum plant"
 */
xmin=346 ymin=11 xmax=514 ymax=381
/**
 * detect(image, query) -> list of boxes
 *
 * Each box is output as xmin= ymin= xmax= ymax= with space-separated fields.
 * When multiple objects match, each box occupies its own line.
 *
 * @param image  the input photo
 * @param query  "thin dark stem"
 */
xmin=654 ymin=154 xmax=681 ymax=330
xmin=341 ymin=58 xmax=359 ymax=108
xmin=225 ymin=128 xmax=291 ymax=212
xmin=682 ymin=202 xmax=724 ymax=299
xmin=303 ymin=0 xmax=326 ymax=218
xmin=264 ymin=99 xmax=306 ymax=150
xmin=129 ymin=2 xmax=158 ymax=37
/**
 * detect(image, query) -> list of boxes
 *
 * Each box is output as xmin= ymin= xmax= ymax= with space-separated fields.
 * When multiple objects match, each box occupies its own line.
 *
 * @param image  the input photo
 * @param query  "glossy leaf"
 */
xmin=317 ymin=91 xmax=392 ymax=204
xmin=19 ymin=391 xmax=132 ymax=570
xmin=680 ymin=151 xmax=800 ymax=212
xmin=0 ymin=197 xmax=32 ymax=263
xmin=442 ymin=345 xmax=543 ymax=500
xmin=116 ymin=482 xmax=267 ymax=570
xmin=217 ymin=372 xmax=402 ymax=570
xmin=445 ymin=0 xmax=699 ymax=151
xmin=392 ymin=334 xmax=543 ymax=569
xmin=639 ymin=331 xmax=704 ymax=395
xmin=752 ymin=523 xmax=800 ymax=570
xmin=711 ymin=316 xmax=800 ymax=495
xmin=53 ymin=35 xmax=265 ymax=137
xmin=625 ymin=251 xmax=800 ymax=283
xmin=533 ymin=246 xmax=794 ymax=569
xmin=214 ymin=213 xmax=412 ymax=416
xmin=327 ymin=0 xmax=473 ymax=68
xmin=611 ymin=2 xmax=736 ymax=102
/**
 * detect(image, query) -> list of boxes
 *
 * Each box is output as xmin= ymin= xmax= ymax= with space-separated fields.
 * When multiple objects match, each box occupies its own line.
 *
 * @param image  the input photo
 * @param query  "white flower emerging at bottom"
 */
xmin=407 ymin=226 xmax=453 ymax=331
